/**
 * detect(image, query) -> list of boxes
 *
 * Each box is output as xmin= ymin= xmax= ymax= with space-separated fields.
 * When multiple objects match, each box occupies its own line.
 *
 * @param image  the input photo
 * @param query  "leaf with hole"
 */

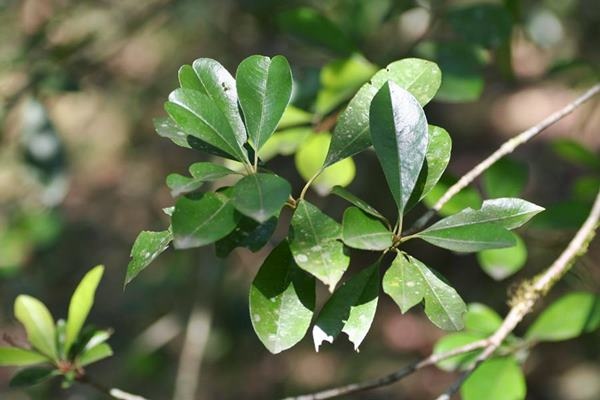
xmin=312 ymin=263 xmax=379 ymax=351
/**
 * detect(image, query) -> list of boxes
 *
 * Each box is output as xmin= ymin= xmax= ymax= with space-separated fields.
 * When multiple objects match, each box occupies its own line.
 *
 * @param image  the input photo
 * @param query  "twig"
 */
xmin=406 ymin=83 xmax=600 ymax=235
xmin=435 ymin=189 xmax=600 ymax=400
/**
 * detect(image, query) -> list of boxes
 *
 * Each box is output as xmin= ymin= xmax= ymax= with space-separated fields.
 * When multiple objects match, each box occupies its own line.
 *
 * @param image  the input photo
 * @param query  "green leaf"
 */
xmin=383 ymin=253 xmax=466 ymax=330
xmin=315 ymin=54 xmax=378 ymax=115
xmin=369 ymin=81 xmax=429 ymax=215
xmin=125 ymin=230 xmax=172 ymax=286
xmin=324 ymin=58 xmax=441 ymax=166
xmin=166 ymin=162 xmax=237 ymax=197
xmin=342 ymin=207 xmax=393 ymax=251
xmin=573 ymin=176 xmax=600 ymax=203
xmin=65 ymin=266 xmax=104 ymax=354
xmin=424 ymin=174 xmax=482 ymax=217
xmin=172 ymin=192 xmax=240 ymax=249
xmin=448 ymin=4 xmax=513 ymax=49
xmin=78 ymin=343 xmax=113 ymax=366
xmin=236 ymin=55 xmax=293 ymax=151
xmin=407 ymin=125 xmax=452 ymax=210
xmin=249 ymin=242 xmax=315 ymax=354
xmin=231 ymin=173 xmax=291 ymax=223
xmin=461 ymin=357 xmax=526 ymax=400
xmin=215 ymin=216 xmax=277 ymax=258
xmin=186 ymin=135 xmax=240 ymax=160
xmin=289 ymin=200 xmax=349 ymax=291
xmin=551 ymin=138 xmax=600 ymax=170
xmin=153 ymin=117 xmax=191 ymax=149
xmin=165 ymin=88 xmax=248 ymax=163
xmin=529 ymin=200 xmax=590 ymax=230
xmin=14 ymin=295 xmax=57 ymax=360
xmin=9 ymin=367 xmax=56 ymax=388
xmin=0 ymin=347 xmax=49 ymax=366
xmin=483 ymin=158 xmax=529 ymax=198
xmin=526 ymin=292 xmax=600 ymax=342
xmin=258 ymin=127 xmax=312 ymax=162
xmin=464 ymin=303 xmax=503 ymax=335
xmin=277 ymin=8 xmax=356 ymax=56
xmin=433 ymin=332 xmax=486 ymax=371
xmin=331 ymin=186 xmax=387 ymax=222
xmin=415 ymin=198 xmax=543 ymax=252
xmin=477 ymin=233 xmax=527 ymax=280
xmin=312 ymin=264 xmax=379 ymax=351
xmin=415 ymin=41 xmax=486 ymax=103
xmin=295 ymin=132 xmax=356 ymax=196
xmin=178 ymin=64 xmax=202 ymax=91
xmin=278 ymin=106 xmax=313 ymax=130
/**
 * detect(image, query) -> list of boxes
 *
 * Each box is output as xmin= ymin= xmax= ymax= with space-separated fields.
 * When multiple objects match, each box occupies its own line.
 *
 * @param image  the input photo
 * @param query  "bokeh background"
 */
xmin=1 ymin=0 xmax=599 ymax=399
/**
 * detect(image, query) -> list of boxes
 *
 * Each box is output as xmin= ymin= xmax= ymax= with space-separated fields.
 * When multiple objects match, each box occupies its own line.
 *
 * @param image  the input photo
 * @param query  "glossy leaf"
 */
xmin=448 ymin=4 xmax=513 ymax=48
xmin=249 ymin=242 xmax=315 ymax=354
xmin=369 ymin=82 xmax=429 ymax=214
xmin=172 ymin=192 xmax=239 ymax=249
xmin=216 ymin=217 xmax=277 ymax=257
xmin=165 ymin=88 xmax=248 ymax=163
xmin=153 ymin=117 xmax=191 ymax=149
xmin=125 ymin=230 xmax=172 ymax=286
xmin=14 ymin=295 xmax=57 ymax=360
xmin=424 ymin=174 xmax=482 ymax=216
xmin=9 ymin=367 xmax=56 ymax=388
xmin=78 ymin=343 xmax=113 ymax=366
xmin=312 ymin=264 xmax=379 ymax=351
xmin=289 ymin=200 xmax=349 ymax=291
xmin=331 ymin=186 xmax=387 ymax=222
xmin=324 ymin=58 xmax=441 ymax=166
xmin=295 ymin=132 xmax=356 ymax=196
xmin=383 ymin=253 xmax=466 ymax=330
xmin=65 ymin=266 xmax=104 ymax=354
xmin=231 ymin=173 xmax=291 ymax=223
xmin=483 ymin=158 xmax=529 ymax=198
xmin=477 ymin=233 xmax=527 ymax=280
xmin=178 ymin=64 xmax=202 ymax=91
xmin=342 ymin=207 xmax=393 ymax=250
xmin=0 ymin=347 xmax=49 ymax=367
xmin=464 ymin=303 xmax=503 ymax=335
xmin=166 ymin=162 xmax=237 ymax=197
xmin=461 ymin=357 xmax=526 ymax=400
xmin=433 ymin=332 xmax=486 ymax=371
xmin=526 ymin=292 xmax=600 ymax=342
xmin=277 ymin=8 xmax=356 ymax=55
xmin=407 ymin=125 xmax=452 ymax=210
xmin=236 ymin=55 xmax=293 ymax=150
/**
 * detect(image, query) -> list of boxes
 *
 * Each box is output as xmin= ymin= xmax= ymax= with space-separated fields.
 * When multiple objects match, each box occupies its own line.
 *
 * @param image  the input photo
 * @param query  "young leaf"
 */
xmin=236 ymin=55 xmax=293 ymax=151
xmin=14 ymin=295 xmax=57 ymax=360
xmin=231 ymin=173 xmax=291 ymax=223
xmin=383 ymin=253 xmax=466 ymax=330
xmin=172 ymin=192 xmax=240 ymax=249
xmin=482 ymin=158 xmax=528 ymax=198
xmin=289 ymin=200 xmax=349 ymax=291
xmin=125 ymin=230 xmax=172 ymax=286
xmin=433 ymin=332 xmax=486 ymax=371
xmin=324 ymin=58 xmax=441 ymax=166
xmin=477 ymin=233 xmax=527 ymax=280
xmin=191 ymin=58 xmax=247 ymax=146
xmin=0 ymin=347 xmax=49 ymax=366
xmin=369 ymin=81 xmax=429 ymax=215
xmin=249 ymin=242 xmax=315 ymax=354
xmin=295 ymin=132 xmax=356 ymax=196
xmin=78 ymin=343 xmax=113 ymax=366
xmin=165 ymin=88 xmax=248 ymax=163
xmin=526 ymin=292 xmax=600 ymax=342
xmin=166 ymin=162 xmax=237 ymax=197
xmin=331 ymin=186 xmax=387 ymax=222
xmin=312 ymin=264 xmax=379 ymax=351
xmin=461 ymin=357 xmax=526 ymax=400
xmin=9 ymin=367 xmax=56 ymax=388
xmin=342 ymin=207 xmax=393 ymax=251
xmin=406 ymin=125 xmax=452 ymax=210
xmin=65 ymin=266 xmax=104 ymax=354
xmin=464 ymin=303 xmax=503 ymax=335
xmin=215 ymin=217 xmax=277 ymax=258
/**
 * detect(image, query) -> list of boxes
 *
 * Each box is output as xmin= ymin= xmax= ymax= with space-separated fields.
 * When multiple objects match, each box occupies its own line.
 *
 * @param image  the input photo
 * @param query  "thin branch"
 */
xmin=406 ymin=83 xmax=600 ymax=235
xmin=436 ymin=189 xmax=600 ymax=400
xmin=282 ymin=339 xmax=489 ymax=400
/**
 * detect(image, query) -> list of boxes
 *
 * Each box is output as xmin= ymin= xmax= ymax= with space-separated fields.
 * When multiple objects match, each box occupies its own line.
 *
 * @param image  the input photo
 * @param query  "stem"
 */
xmin=299 ymin=168 xmax=324 ymax=200
xmin=406 ymin=83 xmax=600 ymax=235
